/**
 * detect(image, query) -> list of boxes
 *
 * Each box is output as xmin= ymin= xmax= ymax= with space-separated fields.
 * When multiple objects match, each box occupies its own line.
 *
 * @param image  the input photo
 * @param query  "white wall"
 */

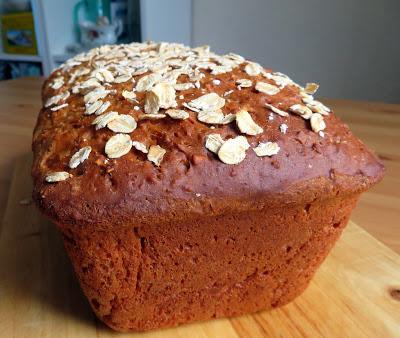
xmin=40 ymin=0 xmax=77 ymax=56
xmin=192 ymin=0 xmax=400 ymax=103
xmin=140 ymin=0 xmax=191 ymax=46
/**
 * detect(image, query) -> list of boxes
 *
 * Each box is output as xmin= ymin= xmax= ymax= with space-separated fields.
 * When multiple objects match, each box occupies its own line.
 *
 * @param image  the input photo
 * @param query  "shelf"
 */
xmin=0 ymin=53 xmax=42 ymax=63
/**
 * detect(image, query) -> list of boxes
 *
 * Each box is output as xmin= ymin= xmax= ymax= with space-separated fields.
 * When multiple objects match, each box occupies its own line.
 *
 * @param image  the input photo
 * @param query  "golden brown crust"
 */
xmin=60 ymin=194 xmax=358 ymax=331
xmin=32 ymin=42 xmax=384 ymax=228
xmin=31 ymin=42 xmax=384 ymax=332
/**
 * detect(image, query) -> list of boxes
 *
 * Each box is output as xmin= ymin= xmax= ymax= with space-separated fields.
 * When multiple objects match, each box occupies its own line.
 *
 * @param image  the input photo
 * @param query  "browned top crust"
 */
xmin=32 ymin=42 xmax=384 ymax=228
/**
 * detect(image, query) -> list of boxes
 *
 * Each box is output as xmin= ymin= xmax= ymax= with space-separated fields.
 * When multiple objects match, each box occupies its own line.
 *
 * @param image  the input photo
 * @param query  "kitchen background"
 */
xmin=0 ymin=0 xmax=398 ymax=102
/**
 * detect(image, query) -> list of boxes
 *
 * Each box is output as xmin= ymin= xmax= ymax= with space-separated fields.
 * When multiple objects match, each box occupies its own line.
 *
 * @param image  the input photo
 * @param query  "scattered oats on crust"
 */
xmin=96 ymin=101 xmax=111 ymax=115
xmin=220 ymin=113 xmax=236 ymax=124
xmin=107 ymin=114 xmax=137 ymax=133
xmin=289 ymin=104 xmax=313 ymax=119
xmin=244 ymin=62 xmax=263 ymax=76
xmin=265 ymin=103 xmax=289 ymax=117
xmin=205 ymin=133 xmax=225 ymax=154
xmin=174 ymin=83 xmax=195 ymax=91
xmin=105 ymin=134 xmax=132 ymax=158
xmin=45 ymin=171 xmax=71 ymax=183
xmin=236 ymin=78 xmax=252 ymax=88
xmin=114 ymin=74 xmax=132 ymax=83
xmin=301 ymin=92 xmax=314 ymax=104
xmin=210 ymin=65 xmax=232 ymax=75
xmin=304 ymin=82 xmax=319 ymax=95
xmin=255 ymin=82 xmax=280 ymax=95
xmin=68 ymin=67 xmax=90 ymax=85
xmin=198 ymin=110 xmax=225 ymax=124
xmin=253 ymin=142 xmax=280 ymax=157
xmin=217 ymin=136 xmax=250 ymax=165
xmin=131 ymin=67 xmax=148 ymax=76
xmin=69 ymin=146 xmax=92 ymax=169
xmin=307 ymin=100 xmax=330 ymax=115
xmin=182 ymin=102 xmax=199 ymax=113
xmin=187 ymin=93 xmax=225 ymax=112
xmin=165 ymin=109 xmax=189 ymax=120
xmin=310 ymin=113 xmax=326 ymax=133
xmin=139 ymin=113 xmax=166 ymax=120
xmin=45 ymin=42 xmax=332 ymax=168
xmin=50 ymin=77 xmax=64 ymax=90
xmin=236 ymin=110 xmax=263 ymax=135
xmin=144 ymin=83 xmax=176 ymax=114
xmin=136 ymin=73 xmax=162 ymax=92
xmin=85 ymin=100 xmax=103 ymax=115
xmin=226 ymin=52 xmax=245 ymax=64
xmin=147 ymin=145 xmax=166 ymax=166
xmin=80 ymin=77 xmax=101 ymax=90
xmin=51 ymin=103 xmax=68 ymax=111
xmin=92 ymin=111 xmax=118 ymax=130
xmin=264 ymin=72 xmax=294 ymax=88
xmin=131 ymin=141 xmax=148 ymax=153
xmin=84 ymin=87 xmax=109 ymax=104
xmin=93 ymin=68 xmax=114 ymax=83
xmin=280 ymin=123 xmax=288 ymax=134
xmin=44 ymin=91 xmax=70 ymax=107
xmin=122 ymin=90 xmax=136 ymax=102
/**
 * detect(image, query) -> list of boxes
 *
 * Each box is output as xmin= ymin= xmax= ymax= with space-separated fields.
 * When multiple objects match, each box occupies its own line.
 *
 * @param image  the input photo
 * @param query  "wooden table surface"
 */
xmin=0 ymin=77 xmax=399 ymax=253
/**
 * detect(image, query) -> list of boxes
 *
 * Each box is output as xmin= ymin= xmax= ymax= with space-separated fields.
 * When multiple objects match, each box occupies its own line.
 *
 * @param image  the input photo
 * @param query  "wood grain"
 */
xmin=0 ymin=156 xmax=399 ymax=337
xmin=0 ymin=77 xmax=43 ymax=225
xmin=0 ymin=78 xmax=398 ymax=253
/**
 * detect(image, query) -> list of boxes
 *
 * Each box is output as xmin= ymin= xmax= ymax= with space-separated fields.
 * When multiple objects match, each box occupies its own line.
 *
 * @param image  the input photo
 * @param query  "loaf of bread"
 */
xmin=32 ymin=42 xmax=384 ymax=331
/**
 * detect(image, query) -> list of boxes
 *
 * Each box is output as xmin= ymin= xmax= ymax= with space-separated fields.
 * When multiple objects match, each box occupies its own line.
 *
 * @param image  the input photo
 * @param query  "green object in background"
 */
xmin=73 ymin=0 xmax=111 ymax=28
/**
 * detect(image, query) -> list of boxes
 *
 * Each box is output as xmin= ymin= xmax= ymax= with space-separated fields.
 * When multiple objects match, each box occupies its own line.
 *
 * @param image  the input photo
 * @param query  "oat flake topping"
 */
xmin=105 ymin=134 xmax=132 ymax=158
xmin=131 ymin=141 xmax=148 ymax=153
xmin=147 ymin=145 xmax=166 ymax=166
xmin=310 ymin=113 xmax=326 ymax=133
xmin=205 ymin=133 xmax=225 ymax=154
xmin=69 ymin=146 xmax=92 ymax=169
xmin=187 ymin=93 xmax=225 ymax=112
xmin=304 ymin=82 xmax=319 ymax=95
xmin=218 ymin=136 xmax=250 ymax=165
xmin=289 ymin=104 xmax=313 ymax=120
xmin=42 ymin=41 xmax=332 ymax=182
xmin=255 ymin=82 xmax=280 ymax=96
xmin=144 ymin=83 xmax=177 ymax=114
xmin=92 ymin=111 xmax=118 ymax=130
xmin=236 ymin=110 xmax=263 ymax=136
xmin=45 ymin=171 xmax=71 ymax=183
xmin=236 ymin=78 xmax=252 ymax=88
xmin=165 ymin=109 xmax=189 ymax=120
xmin=244 ymin=62 xmax=263 ymax=76
xmin=107 ymin=114 xmax=137 ymax=133
xmin=253 ymin=142 xmax=280 ymax=157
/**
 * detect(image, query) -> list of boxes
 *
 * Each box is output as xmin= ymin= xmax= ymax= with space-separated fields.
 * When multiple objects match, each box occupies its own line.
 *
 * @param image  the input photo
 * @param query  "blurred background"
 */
xmin=0 ymin=0 xmax=398 ymax=102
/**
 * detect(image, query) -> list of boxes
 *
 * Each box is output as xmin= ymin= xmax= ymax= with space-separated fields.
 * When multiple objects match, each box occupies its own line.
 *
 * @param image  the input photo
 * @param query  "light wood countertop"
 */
xmin=0 ymin=77 xmax=399 ymax=253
